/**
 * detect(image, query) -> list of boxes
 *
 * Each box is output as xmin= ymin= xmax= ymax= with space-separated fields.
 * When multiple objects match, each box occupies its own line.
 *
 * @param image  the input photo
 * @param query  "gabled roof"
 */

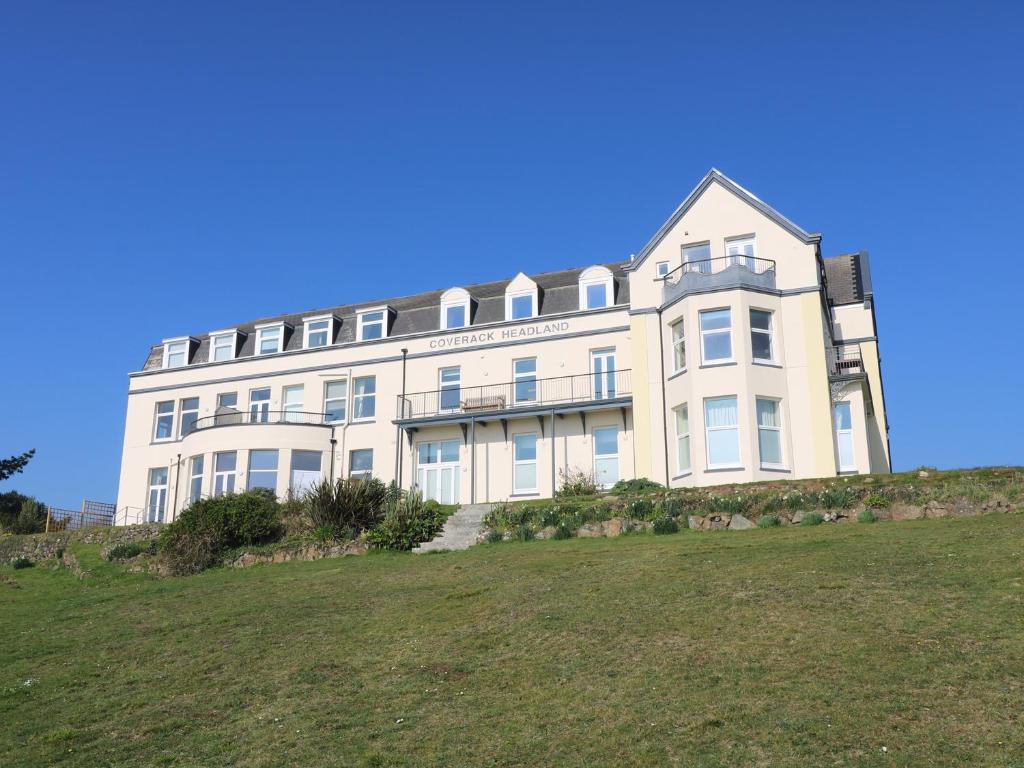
xmin=625 ymin=168 xmax=821 ymax=272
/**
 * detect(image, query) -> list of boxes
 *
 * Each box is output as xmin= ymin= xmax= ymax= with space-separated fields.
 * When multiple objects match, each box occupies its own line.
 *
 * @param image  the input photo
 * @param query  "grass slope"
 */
xmin=2 ymin=515 xmax=1023 ymax=767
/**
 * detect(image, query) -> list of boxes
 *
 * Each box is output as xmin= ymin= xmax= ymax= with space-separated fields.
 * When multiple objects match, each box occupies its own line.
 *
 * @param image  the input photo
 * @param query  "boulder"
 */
xmin=577 ymin=523 xmax=604 ymax=538
xmin=890 ymin=504 xmax=924 ymax=521
xmin=709 ymin=516 xmax=728 ymax=531
xmin=791 ymin=512 xmax=804 ymax=525
xmin=687 ymin=515 xmax=705 ymax=531
xmin=728 ymin=514 xmax=755 ymax=530
xmin=535 ymin=526 xmax=557 ymax=540
xmin=602 ymin=518 xmax=626 ymax=537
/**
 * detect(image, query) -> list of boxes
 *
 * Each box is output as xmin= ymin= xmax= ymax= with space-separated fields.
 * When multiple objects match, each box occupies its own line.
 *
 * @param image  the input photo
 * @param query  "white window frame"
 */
xmin=349 ymin=449 xmax=373 ymax=479
xmin=302 ymin=315 xmax=334 ymax=349
xmin=282 ymin=384 xmax=304 ymax=423
xmin=834 ymin=402 xmax=856 ymax=472
xmin=290 ymin=450 xmax=322 ymax=495
xmin=179 ymin=396 xmax=200 ymax=437
xmin=188 ymin=455 xmax=204 ymax=505
xmin=249 ymin=387 xmax=271 ymax=423
xmin=750 ymin=309 xmax=775 ymax=363
xmin=255 ymin=323 xmax=285 ymax=356
xmin=725 ymin=235 xmax=757 ymax=267
xmin=699 ymin=308 xmax=733 ymax=365
xmin=756 ymin=397 xmax=785 ymax=470
xmin=674 ymin=404 xmax=691 ymax=475
xmin=324 ymin=379 xmax=348 ymax=424
xmin=670 ymin=318 xmax=686 ymax=372
xmin=209 ymin=330 xmax=237 ymax=362
xmin=682 ymin=242 xmax=712 ymax=274
xmin=213 ymin=451 xmax=237 ymax=497
xmin=162 ymin=337 xmax=190 ymax=369
xmin=440 ymin=288 xmax=471 ymax=330
xmin=578 ymin=266 xmax=614 ymax=310
xmin=147 ymin=467 xmax=169 ymax=523
xmin=592 ymin=426 xmax=620 ymax=489
xmin=513 ymin=358 xmax=538 ymax=404
xmin=512 ymin=432 xmax=539 ymax=494
xmin=439 ymin=366 xmax=461 ymax=412
xmin=506 ymin=290 xmax=537 ymax=321
xmin=704 ymin=395 xmax=741 ymax=470
xmin=352 ymin=376 xmax=376 ymax=422
xmin=357 ymin=307 xmax=390 ymax=341
xmin=153 ymin=401 xmax=176 ymax=442
xmin=656 ymin=261 xmax=670 ymax=278
xmin=247 ymin=449 xmax=279 ymax=492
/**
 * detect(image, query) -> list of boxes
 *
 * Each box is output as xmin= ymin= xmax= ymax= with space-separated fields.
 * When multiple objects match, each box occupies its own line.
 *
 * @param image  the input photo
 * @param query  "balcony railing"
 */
xmin=188 ymin=409 xmax=333 ymax=434
xmin=397 ymin=369 xmax=632 ymax=421
xmin=662 ymin=256 xmax=776 ymax=302
xmin=828 ymin=344 xmax=864 ymax=377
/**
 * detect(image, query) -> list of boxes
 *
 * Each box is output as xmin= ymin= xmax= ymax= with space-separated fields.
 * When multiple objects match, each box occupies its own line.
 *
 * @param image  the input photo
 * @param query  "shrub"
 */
xmin=661 ymin=497 xmax=684 ymax=517
xmin=0 ymin=495 xmax=47 ymax=535
xmin=485 ymin=529 xmax=503 ymax=544
xmin=610 ymin=478 xmax=663 ymax=495
xmin=513 ymin=523 xmax=535 ymax=541
xmin=302 ymin=478 xmax=392 ymax=540
xmin=758 ymin=515 xmax=781 ymax=528
xmin=863 ymin=492 xmax=889 ymax=509
xmin=857 ymin=509 xmax=877 ymax=524
xmin=702 ymin=494 xmax=751 ymax=516
xmin=107 ymin=540 xmax=157 ymax=561
xmin=652 ymin=516 xmax=679 ymax=535
xmin=551 ymin=523 xmax=574 ymax=540
xmin=159 ymin=489 xmax=283 ymax=575
xmin=365 ymin=492 xmax=447 ymax=551
xmin=627 ymin=498 xmax=656 ymax=520
xmin=12 ymin=556 xmax=32 ymax=569
xmin=818 ymin=486 xmax=857 ymax=509
xmin=800 ymin=512 xmax=824 ymax=526
xmin=556 ymin=468 xmax=599 ymax=497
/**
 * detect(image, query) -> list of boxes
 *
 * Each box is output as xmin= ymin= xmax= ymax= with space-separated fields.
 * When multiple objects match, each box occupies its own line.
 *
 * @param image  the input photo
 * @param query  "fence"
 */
xmin=45 ymin=500 xmax=117 ymax=532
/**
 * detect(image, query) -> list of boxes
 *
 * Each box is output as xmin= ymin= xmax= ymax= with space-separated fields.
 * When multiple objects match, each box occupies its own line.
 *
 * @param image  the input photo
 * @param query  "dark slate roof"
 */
xmin=142 ymin=262 xmax=631 ymax=371
xmin=823 ymin=252 xmax=869 ymax=306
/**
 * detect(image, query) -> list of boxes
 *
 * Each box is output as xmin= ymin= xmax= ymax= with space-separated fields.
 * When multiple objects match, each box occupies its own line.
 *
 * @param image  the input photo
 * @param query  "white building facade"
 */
xmin=116 ymin=170 xmax=891 ymax=523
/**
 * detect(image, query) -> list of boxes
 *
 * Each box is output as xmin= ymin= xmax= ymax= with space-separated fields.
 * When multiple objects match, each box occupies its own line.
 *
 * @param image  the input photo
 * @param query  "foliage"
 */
xmin=159 ymin=489 xmax=284 ymax=575
xmin=701 ymin=493 xmax=753 ymax=516
xmin=857 ymin=509 xmax=877 ymax=524
xmin=660 ymin=497 xmax=684 ymax=518
xmin=758 ymin=515 xmax=781 ymax=528
xmin=556 ymin=468 xmax=599 ymax=498
xmin=0 ymin=449 xmax=35 ymax=482
xmin=551 ymin=523 xmax=574 ymax=540
xmin=4 ymin=498 xmax=48 ymax=535
xmin=0 ymin=491 xmax=44 ymax=534
xmin=365 ymin=492 xmax=447 ymax=551
xmin=301 ymin=478 xmax=395 ymax=540
xmin=818 ymin=485 xmax=858 ymax=509
xmin=800 ymin=513 xmax=824 ymax=527
xmin=12 ymin=556 xmax=33 ymax=570
xmin=652 ymin=516 xmax=679 ymax=535
xmin=863 ymin=492 xmax=890 ymax=509
xmin=106 ymin=540 xmax=157 ymax=561
xmin=485 ymin=529 xmax=503 ymax=544
xmin=609 ymin=477 xmax=663 ymax=495
xmin=627 ymin=498 xmax=657 ymax=520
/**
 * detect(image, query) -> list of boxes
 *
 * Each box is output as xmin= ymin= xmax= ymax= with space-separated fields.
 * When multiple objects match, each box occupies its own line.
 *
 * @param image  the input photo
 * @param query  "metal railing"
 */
xmin=828 ymin=343 xmax=864 ymax=376
xmin=46 ymin=501 xmax=117 ymax=532
xmin=664 ymin=255 xmax=776 ymax=284
xmin=397 ymin=369 xmax=632 ymax=420
xmin=188 ymin=409 xmax=333 ymax=434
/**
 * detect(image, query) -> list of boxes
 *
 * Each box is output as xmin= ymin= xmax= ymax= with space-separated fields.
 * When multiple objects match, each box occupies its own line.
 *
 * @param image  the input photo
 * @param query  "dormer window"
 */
xmin=256 ymin=323 xmax=285 ymax=355
xmin=162 ymin=338 xmax=190 ymax=369
xmin=509 ymin=293 xmax=534 ymax=319
xmin=440 ymin=288 xmax=472 ymax=330
xmin=357 ymin=307 xmax=390 ymax=341
xmin=504 ymin=273 xmax=539 ymax=321
xmin=303 ymin=315 xmax=335 ymax=349
xmin=209 ymin=330 xmax=238 ymax=362
xmin=578 ymin=266 xmax=614 ymax=310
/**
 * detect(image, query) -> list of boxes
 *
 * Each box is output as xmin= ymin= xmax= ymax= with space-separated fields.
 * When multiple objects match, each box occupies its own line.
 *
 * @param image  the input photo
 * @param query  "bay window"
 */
xmin=188 ymin=455 xmax=204 ymax=505
xmin=247 ymin=450 xmax=279 ymax=492
xmin=704 ymin=396 xmax=740 ymax=469
xmin=674 ymin=404 xmax=691 ymax=475
xmin=750 ymin=309 xmax=775 ymax=362
xmin=756 ymin=398 xmax=784 ymax=469
xmin=671 ymin=319 xmax=686 ymax=372
xmin=213 ymin=451 xmax=237 ymax=496
xmin=700 ymin=309 xmax=732 ymax=363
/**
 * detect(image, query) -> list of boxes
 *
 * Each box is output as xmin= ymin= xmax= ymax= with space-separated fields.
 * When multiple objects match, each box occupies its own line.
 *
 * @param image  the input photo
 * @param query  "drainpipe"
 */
xmin=329 ymin=427 xmax=337 ymax=482
xmin=550 ymin=408 xmax=556 ymax=496
xmin=172 ymin=453 xmax=181 ymax=520
xmin=657 ymin=307 xmax=670 ymax=485
xmin=470 ymin=415 xmax=476 ymax=504
xmin=395 ymin=348 xmax=408 ymax=486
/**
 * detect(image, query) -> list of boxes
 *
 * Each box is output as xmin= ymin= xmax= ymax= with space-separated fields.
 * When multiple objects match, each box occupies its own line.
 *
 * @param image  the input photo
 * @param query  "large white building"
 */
xmin=116 ymin=170 xmax=891 ymax=522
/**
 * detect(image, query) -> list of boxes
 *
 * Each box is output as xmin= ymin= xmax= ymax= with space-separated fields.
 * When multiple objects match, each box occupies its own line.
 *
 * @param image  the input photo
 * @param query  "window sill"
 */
xmin=752 ymin=360 xmax=783 ymax=369
xmin=510 ymin=492 xmax=540 ymax=498
xmin=705 ymin=466 xmax=744 ymax=473
xmin=699 ymin=361 xmax=737 ymax=369
xmin=671 ymin=471 xmax=692 ymax=481
xmin=667 ymin=368 xmax=687 ymax=381
xmin=349 ymin=418 xmax=376 ymax=424
xmin=759 ymin=466 xmax=791 ymax=473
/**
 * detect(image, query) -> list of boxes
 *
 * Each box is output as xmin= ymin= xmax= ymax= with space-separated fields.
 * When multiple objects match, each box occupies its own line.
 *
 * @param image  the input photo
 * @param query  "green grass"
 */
xmin=3 ymin=515 xmax=1024 ymax=767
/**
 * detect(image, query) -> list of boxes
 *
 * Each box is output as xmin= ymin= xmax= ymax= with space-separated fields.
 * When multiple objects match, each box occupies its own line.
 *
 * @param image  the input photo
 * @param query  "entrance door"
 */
xmin=833 ymin=402 xmax=856 ymax=472
xmin=593 ymin=426 xmax=620 ymax=489
xmin=416 ymin=440 xmax=460 ymax=504
xmin=591 ymin=349 xmax=617 ymax=400
xmin=147 ymin=467 xmax=168 ymax=523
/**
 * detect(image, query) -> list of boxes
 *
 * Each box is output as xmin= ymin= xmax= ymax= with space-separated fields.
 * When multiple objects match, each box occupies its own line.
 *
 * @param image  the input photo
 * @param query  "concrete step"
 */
xmin=413 ymin=503 xmax=493 ymax=553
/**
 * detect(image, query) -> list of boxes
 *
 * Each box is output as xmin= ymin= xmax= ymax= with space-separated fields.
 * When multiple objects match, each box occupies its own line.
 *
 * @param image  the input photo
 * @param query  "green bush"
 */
xmin=857 ymin=509 xmax=877 ymax=524
xmin=652 ymin=516 xmax=679 ymax=535
xmin=107 ymin=540 xmax=157 ymax=561
xmin=551 ymin=523 xmax=574 ymax=540
xmin=12 ymin=556 xmax=33 ymax=569
xmin=800 ymin=512 xmax=824 ymax=526
xmin=365 ymin=492 xmax=447 ymax=551
xmin=513 ymin=524 xmax=535 ymax=542
xmin=302 ymin=478 xmax=394 ymax=540
xmin=610 ymin=478 xmax=663 ymax=495
xmin=628 ymin=498 xmax=656 ymax=520
xmin=0 ymin=494 xmax=47 ymax=535
xmin=661 ymin=497 xmax=684 ymax=517
xmin=159 ymin=489 xmax=284 ymax=575
xmin=818 ymin=486 xmax=858 ymax=509
xmin=758 ymin=515 xmax=781 ymax=528
xmin=485 ymin=529 xmax=503 ymax=544
xmin=702 ymin=494 xmax=752 ymax=516
xmin=556 ymin=468 xmax=599 ymax=497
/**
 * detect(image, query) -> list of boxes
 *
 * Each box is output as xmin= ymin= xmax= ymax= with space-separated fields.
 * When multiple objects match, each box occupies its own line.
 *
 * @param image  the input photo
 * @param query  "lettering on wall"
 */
xmin=428 ymin=321 xmax=571 ymax=350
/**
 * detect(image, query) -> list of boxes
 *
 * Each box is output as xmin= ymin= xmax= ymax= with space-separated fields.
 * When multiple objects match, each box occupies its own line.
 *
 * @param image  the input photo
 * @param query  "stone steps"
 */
xmin=413 ymin=503 xmax=493 ymax=553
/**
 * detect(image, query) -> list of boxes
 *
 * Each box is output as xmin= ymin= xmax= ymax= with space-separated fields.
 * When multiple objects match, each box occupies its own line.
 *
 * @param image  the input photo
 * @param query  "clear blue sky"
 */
xmin=2 ymin=1 xmax=1022 ymax=507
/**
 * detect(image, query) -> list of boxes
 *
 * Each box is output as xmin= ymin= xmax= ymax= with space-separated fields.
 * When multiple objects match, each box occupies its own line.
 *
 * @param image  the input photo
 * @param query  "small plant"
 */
xmin=12 ymin=556 xmax=33 ymax=570
xmin=628 ymin=498 xmax=656 ymax=520
xmin=863 ymin=492 xmax=889 ymax=509
xmin=106 ymin=540 xmax=157 ymax=561
xmin=302 ymin=478 xmax=392 ymax=540
xmin=551 ymin=523 xmax=574 ymax=540
xmin=758 ymin=515 xmax=781 ymax=528
xmin=818 ymin=486 xmax=857 ymax=509
xmin=365 ymin=491 xmax=447 ymax=551
xmin=610 ymin=478 xmax=664 ymax=495
xmin=800 ymin=512 xmax=824 ymax=526
xmin=485 ymin=529 xmax=503 ymax=544
xmin=652 ymin=516 xmax=679 ymax=535
xmin=311 ymin=525 xmax=334 ymax=543
xmin=513 ymin=524 xmax=535 ymax=542
xmin=661 ymin=497 xmax=683 ymax=517
xmin=857 ymin=509 xmax=877 ymax=524
xmin=556 ymin=468 xmax=599 ymax=498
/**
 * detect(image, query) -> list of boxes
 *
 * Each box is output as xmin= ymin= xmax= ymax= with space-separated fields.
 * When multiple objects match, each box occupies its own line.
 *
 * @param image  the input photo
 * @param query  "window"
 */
xmin=350 ymin=449 xmax=373 ymax=479
xmin=358 ymin=310 xmax=386 ymax=341
xmin=834 ymin=402 xmax=856 ymax=472
xmin=578 ymin=265 xmax=614 ymax=310
xmin=445 ymin=304 xmax=465 ymax=328
xmin=513 ymin=358 xmax=537 ymax=404
xmin=217 ymin=392 xmax=237 ymax=410
xmin=153 ymin=401 xmax=175 ymax=441
xmin=586 ymin=283 xmax=607 ymax=309
xmin=282 ymin=385 xmax=303 ymax=423
xmin=179 ymin=397 xmax=199 ymax=437
xmin=757 ymin=398 xmax=784 ymax=469
xmin=290 ymin=450 xmax=322 ymax=494
xmin=215 ymin=392 xmax=238 ymax=426
xmin=440 ymin=288 xmax=471 ymax=330
xmin=249 ymin=388 xmax=271 ymax=423
xmin=512 ymin=433 xmax=538 ymax=494
xmin=324 ymin=380 xmax=348 ymax=423
xmin=750 ymin=309 xmax=774 ymax=362
xmin=591 ymin=349 xmax=616 ymax=399
xmin=213 ymin=451 xmax=237 ymax=496
xmin=509 ymin=292 xmax=535 ymax=320
xmin=416 ymin=440 xmax=460 ymax=504
xmin=256 ymin=324 xmax=283 ymax=355
xmin=439 ymin=367 xmax=461 ymax=411
xmin=705 ymin=396 xmax=740 ymax=469
xmin=210 ymin=332 xmax=235 ymax=362
xmin=352 ymin=376 xmax=376 ymax=420
xmin=700 ymin=309 xmax=732 ymax=363
xmin=656 ymin=261 xmax=670 ymax=277
xmin=683 ymin=243 xmax=712 ymax=273
xmin=147 ymin=467 xmax=168 ymax=523
xmin=303 ymin=316 xmax=333 ymax=349
xmin=247 ymin=450 xmax=278 ymax=491
xmin=162 ymin=339 xmax=188 ymax=369
xmin=188 ymin=455 xmax=204 ymax=505
xmin=674 ymin=405 xmax=691 ymax=475
xmin=725 ymin=236 xmax=756 ymax=267
xmin=671 ymin=319 xmax=686 ymax=372
xmin=593 ymin=426 xmax=619 ymax=489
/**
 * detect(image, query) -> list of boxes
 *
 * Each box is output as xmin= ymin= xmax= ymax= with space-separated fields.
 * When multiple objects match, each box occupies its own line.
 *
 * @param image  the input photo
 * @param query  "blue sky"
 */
xmin=2 ymin=1 xmax=1022 ymax=507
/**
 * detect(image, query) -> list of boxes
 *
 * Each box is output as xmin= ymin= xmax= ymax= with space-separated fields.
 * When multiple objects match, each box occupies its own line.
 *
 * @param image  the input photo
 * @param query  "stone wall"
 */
xmin=0 ymin=524 xmax=164 ymax=566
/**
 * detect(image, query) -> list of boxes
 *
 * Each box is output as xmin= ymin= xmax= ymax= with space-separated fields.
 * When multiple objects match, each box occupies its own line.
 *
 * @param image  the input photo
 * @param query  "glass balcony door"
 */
xmin=416 ymin=440 xmax=460 ymax=505
xmin=591 ymin=349 xmax=617 ymax=400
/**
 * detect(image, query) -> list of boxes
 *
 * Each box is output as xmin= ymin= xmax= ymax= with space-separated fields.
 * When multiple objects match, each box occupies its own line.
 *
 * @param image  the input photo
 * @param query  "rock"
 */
xmin=728 ymin=514 xmax=755 ymax=530
xmin=602 ymin=518 xmax=626 ymax=537
xmin=632 ymin=520 xmax=654 ymax=533
xmin=709 ymin=516 xmax=728 ymax=531
xmin=687 ymin=515 xmax=705 ymax=531
xmin=918 ymin=470 xmax=930 ymax=478
xmin=791 ymin=512 xmax=804 ymax=525
xmin=577 ymin=523 xmax=603 ymax=538
xmin=535 ymin=526 xmax=557 ymax=540
xmin=890 ymin=504 xmax=924 ymax=521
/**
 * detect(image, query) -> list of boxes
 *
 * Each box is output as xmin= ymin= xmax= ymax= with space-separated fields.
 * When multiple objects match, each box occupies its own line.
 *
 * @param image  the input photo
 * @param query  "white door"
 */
xmin=147 ymin=468 xmax=168 ymax=523
xmin=725 ymin=237 xmax=756 ymax=268
xmin=833 ymin=402 xmax=856 ymax=471
xmin=591 ymin=349 xmax=617 ymax=400
xmin=593 ymin=426 xmax=619 ymax=488
xmin=416 ymin=440 xmax=460 ymax=504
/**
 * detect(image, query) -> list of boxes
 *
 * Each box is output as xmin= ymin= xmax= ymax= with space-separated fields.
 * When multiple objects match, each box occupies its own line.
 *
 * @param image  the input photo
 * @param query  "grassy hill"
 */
xmin=2 ymin=508 xmax=1024 ymax=766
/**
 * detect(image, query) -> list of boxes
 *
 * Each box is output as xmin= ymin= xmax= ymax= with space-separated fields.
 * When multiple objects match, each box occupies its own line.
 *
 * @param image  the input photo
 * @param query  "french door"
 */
xmin=725 ymin=237 xmax=756 ymax=268
xmin=416 ymin=440 xmax=460 ymax=504
xmin=591 ymin=349 xmax=617 ymax=400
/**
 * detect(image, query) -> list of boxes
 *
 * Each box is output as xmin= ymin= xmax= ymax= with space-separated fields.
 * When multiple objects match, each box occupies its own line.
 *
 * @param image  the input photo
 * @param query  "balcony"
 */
xmin=188 ymin=409 xmax=334 ymax=434
xmin=396 ymin=369 xmax=632 ymax=424
xmin=827 ymin=344 xmax=864 ymax=379
xmin=662 ymin=256 xmax=776 ymax=304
